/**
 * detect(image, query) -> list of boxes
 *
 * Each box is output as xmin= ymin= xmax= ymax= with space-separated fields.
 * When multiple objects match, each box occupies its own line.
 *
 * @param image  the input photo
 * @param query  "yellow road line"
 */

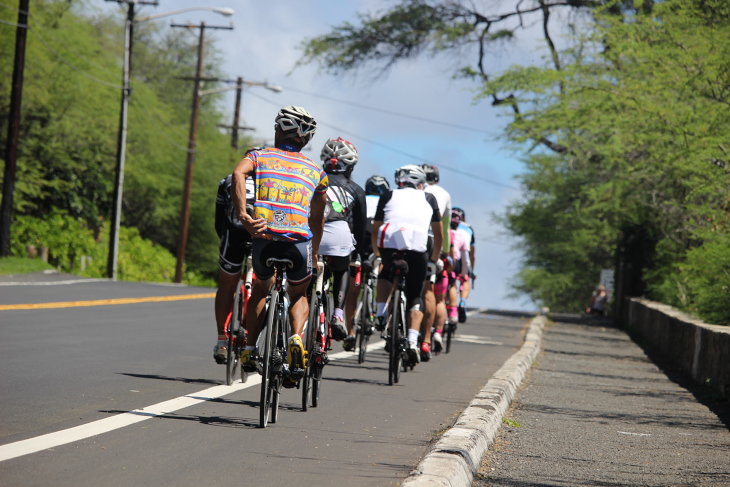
xmin=0 ymin=293 xmax=216 ymax=311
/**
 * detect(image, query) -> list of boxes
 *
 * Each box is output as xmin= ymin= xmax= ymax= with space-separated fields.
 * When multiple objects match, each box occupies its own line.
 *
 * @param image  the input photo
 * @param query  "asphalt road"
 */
xmin=0 ymin=273 xmax=526 ymax=486
xmin=476 ymin=320 xmax=730 ymax=487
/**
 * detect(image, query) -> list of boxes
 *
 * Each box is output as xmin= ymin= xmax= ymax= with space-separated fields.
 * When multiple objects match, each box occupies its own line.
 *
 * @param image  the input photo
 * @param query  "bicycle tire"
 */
xmin=357 ymin=285 xmax=369 ymax=364
xmin=445 ymin=323 xmax=452 ymax=354
xmin=271 ymin=304 xmax=284 ymax=424
xmin=226 ymin=285 xmax=242 ymax=386
xmin=389 ymin=289 xmax=403 ymax=385
xmin=259 ymin=290 xmax=278 ymax=428
xmin=302 ymin=287 xmax=317 ymax=411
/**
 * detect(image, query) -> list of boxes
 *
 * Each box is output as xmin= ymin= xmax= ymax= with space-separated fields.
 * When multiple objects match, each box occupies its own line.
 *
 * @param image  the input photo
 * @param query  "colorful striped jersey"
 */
xmin=247 ymin=147 xmax=328 ymax=241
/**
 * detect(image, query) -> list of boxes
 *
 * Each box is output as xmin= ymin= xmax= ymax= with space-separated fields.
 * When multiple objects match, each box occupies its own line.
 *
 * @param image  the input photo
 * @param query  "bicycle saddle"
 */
xmin=392 ymin=259 xmax=409 ymax=274
xmin=266 ymin=257 xmax=295 ymax=269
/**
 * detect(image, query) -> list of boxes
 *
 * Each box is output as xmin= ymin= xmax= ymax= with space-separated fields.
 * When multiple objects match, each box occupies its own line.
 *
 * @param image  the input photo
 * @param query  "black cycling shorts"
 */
xmin=252 ymin=239 xmax=312 ymax=285
xmin=219 ymin=227 xmax=252 ymax=275
xmin=379 ymin=248 xmax=428 ymax=312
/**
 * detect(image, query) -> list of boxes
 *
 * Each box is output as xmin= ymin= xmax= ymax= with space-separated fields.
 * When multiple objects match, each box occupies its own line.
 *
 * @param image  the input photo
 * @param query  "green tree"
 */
xmin=1 ymin=0 xmax=251 ymax=282
xmin=300 ymin=0 xmax=730 ymax=323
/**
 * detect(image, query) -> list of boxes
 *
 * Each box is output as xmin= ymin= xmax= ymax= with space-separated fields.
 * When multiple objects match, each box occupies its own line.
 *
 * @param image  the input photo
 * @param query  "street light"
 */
xmin=105 ymin=1 xmax=235 ymax=281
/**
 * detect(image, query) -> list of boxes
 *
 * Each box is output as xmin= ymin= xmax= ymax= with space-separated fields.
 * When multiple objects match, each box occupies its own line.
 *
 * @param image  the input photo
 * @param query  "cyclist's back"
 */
xmin=318 ymin=138 xmax=367 ymax=344
xmin=372 ymin=165 xmax=442 ymax=366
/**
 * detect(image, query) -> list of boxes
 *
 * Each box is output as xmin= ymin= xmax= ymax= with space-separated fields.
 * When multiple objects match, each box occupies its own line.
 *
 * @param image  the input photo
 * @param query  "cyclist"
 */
xmin=317 ymin=137 xmax=367 ymax=351
xmin=232 ymin=106 xmax=327 ymax=389
xmin=421 ymin=164 xmax=451 ymax=358
xmin=344 ymin=174 xmax=389 ymax=341
xmin=453 ymin=207 xmax=475 ymax=321
xmin=371 ymin=165 xmax=442 ymax=367
xmin=448 ymin=207 xmax=471 ymax=327
xmin=212 ymin=171 xmax=256 ymax=363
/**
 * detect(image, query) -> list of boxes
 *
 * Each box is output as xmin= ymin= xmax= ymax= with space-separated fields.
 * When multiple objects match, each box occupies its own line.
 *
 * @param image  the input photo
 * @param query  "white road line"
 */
xmin=0 ymin=278 xmax=110 ymax=286
xmin=0 ymin=341 xmax=385 ymax=463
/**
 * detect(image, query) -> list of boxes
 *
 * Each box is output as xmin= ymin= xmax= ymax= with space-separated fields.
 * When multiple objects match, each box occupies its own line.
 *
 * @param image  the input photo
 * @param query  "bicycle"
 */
xmin=256 ymin=257 xmax=294 ymax=428
xmin=224 ymin=243 xmax=253 ymax=386
xmin=302 ymin=257 xmax=332 ymax=410
xmin=353 ymin=257 xmax=378 ymax=364
xmin=383 ymin=253 xmax=409 ymax=386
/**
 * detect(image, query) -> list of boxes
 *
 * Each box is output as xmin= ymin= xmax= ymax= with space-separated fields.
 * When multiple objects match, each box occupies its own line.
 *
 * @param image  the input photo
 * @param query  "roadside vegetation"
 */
xmin=0 ymin=0 xmax=250 ymax=286
xmin=301 ymin=0 xmax=730 ymax=324
xmin=0 ymin=255 xmax=54 ymax=275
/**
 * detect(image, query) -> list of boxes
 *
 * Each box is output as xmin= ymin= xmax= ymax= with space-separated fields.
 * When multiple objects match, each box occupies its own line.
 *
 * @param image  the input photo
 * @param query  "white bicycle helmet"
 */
xmin=394 ymin=164 xmax=427 ymax=188
xmin=320 ymin=137 xmax=358 ymax=173
xmin=274 ymin=106 xmax=317 ymax=144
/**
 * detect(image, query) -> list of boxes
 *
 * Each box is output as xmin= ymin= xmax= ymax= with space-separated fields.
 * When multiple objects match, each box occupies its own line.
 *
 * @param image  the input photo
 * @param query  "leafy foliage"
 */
xmin=300 ymin=0 xmax=730 ymax=324
xmin=0 ymin=0 xmax=252 ymax=282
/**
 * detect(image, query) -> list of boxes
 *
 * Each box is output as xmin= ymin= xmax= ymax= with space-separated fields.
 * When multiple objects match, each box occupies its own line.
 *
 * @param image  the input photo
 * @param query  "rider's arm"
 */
xmin=214 ymin=179 xmax=226 ymax=239
xmin=425 ymin=193 xmax=442 ymax=262
xmin=232 ymin=156 xmax=266 ymax=237
xmin=441 ymin=213 xmax=451 ymax=254
xmin=371 ymin=221 xmax=383 ymax=257
xmin=370 ymin=189 xmax=390 ymax=258
xmin=309 ymin=192 xmax=326 ymax=262
xmin=352 ymin=184 xmax=367 ymax=257
xmin=431 ymin=221 xmax=443 ymax=263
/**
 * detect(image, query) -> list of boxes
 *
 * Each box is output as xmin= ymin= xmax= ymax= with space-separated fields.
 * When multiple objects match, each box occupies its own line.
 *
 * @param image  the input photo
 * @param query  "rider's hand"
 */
xmin=241 ymin=213 xmax=267 ymax=238
xmin=367 ymin=253 xmax=377 ymax=267
xmin=435 ymin=259 xmax=444 ymax=273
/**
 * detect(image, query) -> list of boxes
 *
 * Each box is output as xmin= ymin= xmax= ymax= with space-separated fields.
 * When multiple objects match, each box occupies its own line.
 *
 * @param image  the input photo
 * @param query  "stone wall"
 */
xmin=626 ymin=298 xmax=730 ymax=399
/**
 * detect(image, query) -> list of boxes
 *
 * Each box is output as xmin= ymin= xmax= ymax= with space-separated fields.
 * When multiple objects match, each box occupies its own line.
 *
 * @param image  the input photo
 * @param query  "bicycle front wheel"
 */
xmin=259 ymin=290 xmax=278 ymax=428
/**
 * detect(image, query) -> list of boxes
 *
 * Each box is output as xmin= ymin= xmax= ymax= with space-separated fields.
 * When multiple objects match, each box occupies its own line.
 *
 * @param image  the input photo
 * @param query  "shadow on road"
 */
xmin=117 ymin=372 xmax=224 ymax=386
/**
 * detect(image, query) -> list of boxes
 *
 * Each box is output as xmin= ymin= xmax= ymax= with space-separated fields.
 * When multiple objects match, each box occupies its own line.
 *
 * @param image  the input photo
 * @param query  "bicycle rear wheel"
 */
xmin=302 ymin=287 xmax=317 ymax=411
xmin=357 ymin=286 xmax=370 ymax=364
xmin=271 ymin=307 xmax=284 ymax=424
xmin=226 ymin=285 xmax=243 ymax=386
xmin=445 ymin=322 xmax=452 ymax=354
xmin=259 ymin=290 xmax=278 ymax=428
xmin=389 ymin=289 xmax=403 ymax=386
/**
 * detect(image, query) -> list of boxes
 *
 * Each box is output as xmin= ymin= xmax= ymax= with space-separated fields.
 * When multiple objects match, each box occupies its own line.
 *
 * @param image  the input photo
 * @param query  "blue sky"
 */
xmin=95 ymin=0 xmax=558 ymax=310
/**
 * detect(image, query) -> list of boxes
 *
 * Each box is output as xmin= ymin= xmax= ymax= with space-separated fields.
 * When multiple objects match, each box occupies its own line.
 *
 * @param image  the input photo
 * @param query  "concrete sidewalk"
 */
xmin=475 ymin=320 xmax=730 ymax=487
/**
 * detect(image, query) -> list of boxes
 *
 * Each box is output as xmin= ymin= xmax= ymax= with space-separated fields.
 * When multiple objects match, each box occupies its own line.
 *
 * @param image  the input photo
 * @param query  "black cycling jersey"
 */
xmin=215 ymin=174 xmax=255 ymax=240
xmin=324 ymin=173 xmax=367 ymax=255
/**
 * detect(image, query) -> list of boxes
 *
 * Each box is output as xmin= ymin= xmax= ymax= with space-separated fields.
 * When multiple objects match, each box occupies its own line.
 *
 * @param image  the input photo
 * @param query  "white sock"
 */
xmin=407 ymin=329 xmax=419 ymax=346
xmin=245 ymin=345 xmax=255 ymax=351
xmin=289 ymin=334 xmax=300 ymax=343
xmin=376 ymin=303 xmax=388 ymax=317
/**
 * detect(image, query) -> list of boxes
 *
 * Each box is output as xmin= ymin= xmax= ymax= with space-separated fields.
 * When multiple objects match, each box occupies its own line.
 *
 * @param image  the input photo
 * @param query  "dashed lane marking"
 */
xmin=0 ymin=341 xmax=385 ymax=462
xmin=0 ymin=293 xmax=216 ymax=311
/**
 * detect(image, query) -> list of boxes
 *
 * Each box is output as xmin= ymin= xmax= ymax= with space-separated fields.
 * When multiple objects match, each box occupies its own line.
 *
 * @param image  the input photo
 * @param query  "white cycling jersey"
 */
xmin=374 ymin=187 xmax=440 ymax=252
xmin=424 ymin=183 xmax=451 ymax=219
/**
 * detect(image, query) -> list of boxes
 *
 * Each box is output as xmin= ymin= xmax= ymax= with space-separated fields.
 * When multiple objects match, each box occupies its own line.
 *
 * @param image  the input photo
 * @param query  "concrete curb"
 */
xmin=402 ymin=315 xmax=547 ymax=487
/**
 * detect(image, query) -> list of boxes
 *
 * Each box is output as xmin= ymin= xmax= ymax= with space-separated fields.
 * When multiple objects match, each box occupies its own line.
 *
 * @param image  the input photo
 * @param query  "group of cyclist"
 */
xmin=213 ymin=105 xmax=476 ymax=390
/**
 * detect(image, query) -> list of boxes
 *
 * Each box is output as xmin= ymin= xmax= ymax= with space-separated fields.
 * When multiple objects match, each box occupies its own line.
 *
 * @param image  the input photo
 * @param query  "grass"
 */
xmin=502 ymin=417 xmax=523 ymax=428
xmin=0 ymin=256 xmax=55 ymax=276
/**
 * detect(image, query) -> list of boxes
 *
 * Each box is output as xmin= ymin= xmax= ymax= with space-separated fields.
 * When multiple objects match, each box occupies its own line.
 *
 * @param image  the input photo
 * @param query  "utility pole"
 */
xmin=216 ymin=77 xmax=255 ymax=150
xmin=173 ymin=22 xmax=233 ymax=283
xmin=105 ymin=0 xmax=157 ymax=280
xmin=0 ymin=0 xmax=29 ymax=257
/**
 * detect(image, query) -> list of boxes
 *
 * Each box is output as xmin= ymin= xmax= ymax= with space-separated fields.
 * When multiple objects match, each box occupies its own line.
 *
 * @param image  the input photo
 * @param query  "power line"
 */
xmin=130 ymin=97 xmax=195 ymax=153
xmin=246 ymin=91 xmax=519 ymax=191
xmin=1 ymin=2 xmax=122 ymax=79
xmin=29 ymin=28 xmax=123 ymax=89
xmin=280 ymin=85 xmax=493 ymax=135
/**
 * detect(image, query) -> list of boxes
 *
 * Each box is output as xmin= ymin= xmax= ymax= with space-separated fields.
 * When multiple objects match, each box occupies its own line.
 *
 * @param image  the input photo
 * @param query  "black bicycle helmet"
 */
xmin=365 ymin=175 xmax=390 ymax=195
xmin=421 ymin=164 xmax=439 ymax=184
